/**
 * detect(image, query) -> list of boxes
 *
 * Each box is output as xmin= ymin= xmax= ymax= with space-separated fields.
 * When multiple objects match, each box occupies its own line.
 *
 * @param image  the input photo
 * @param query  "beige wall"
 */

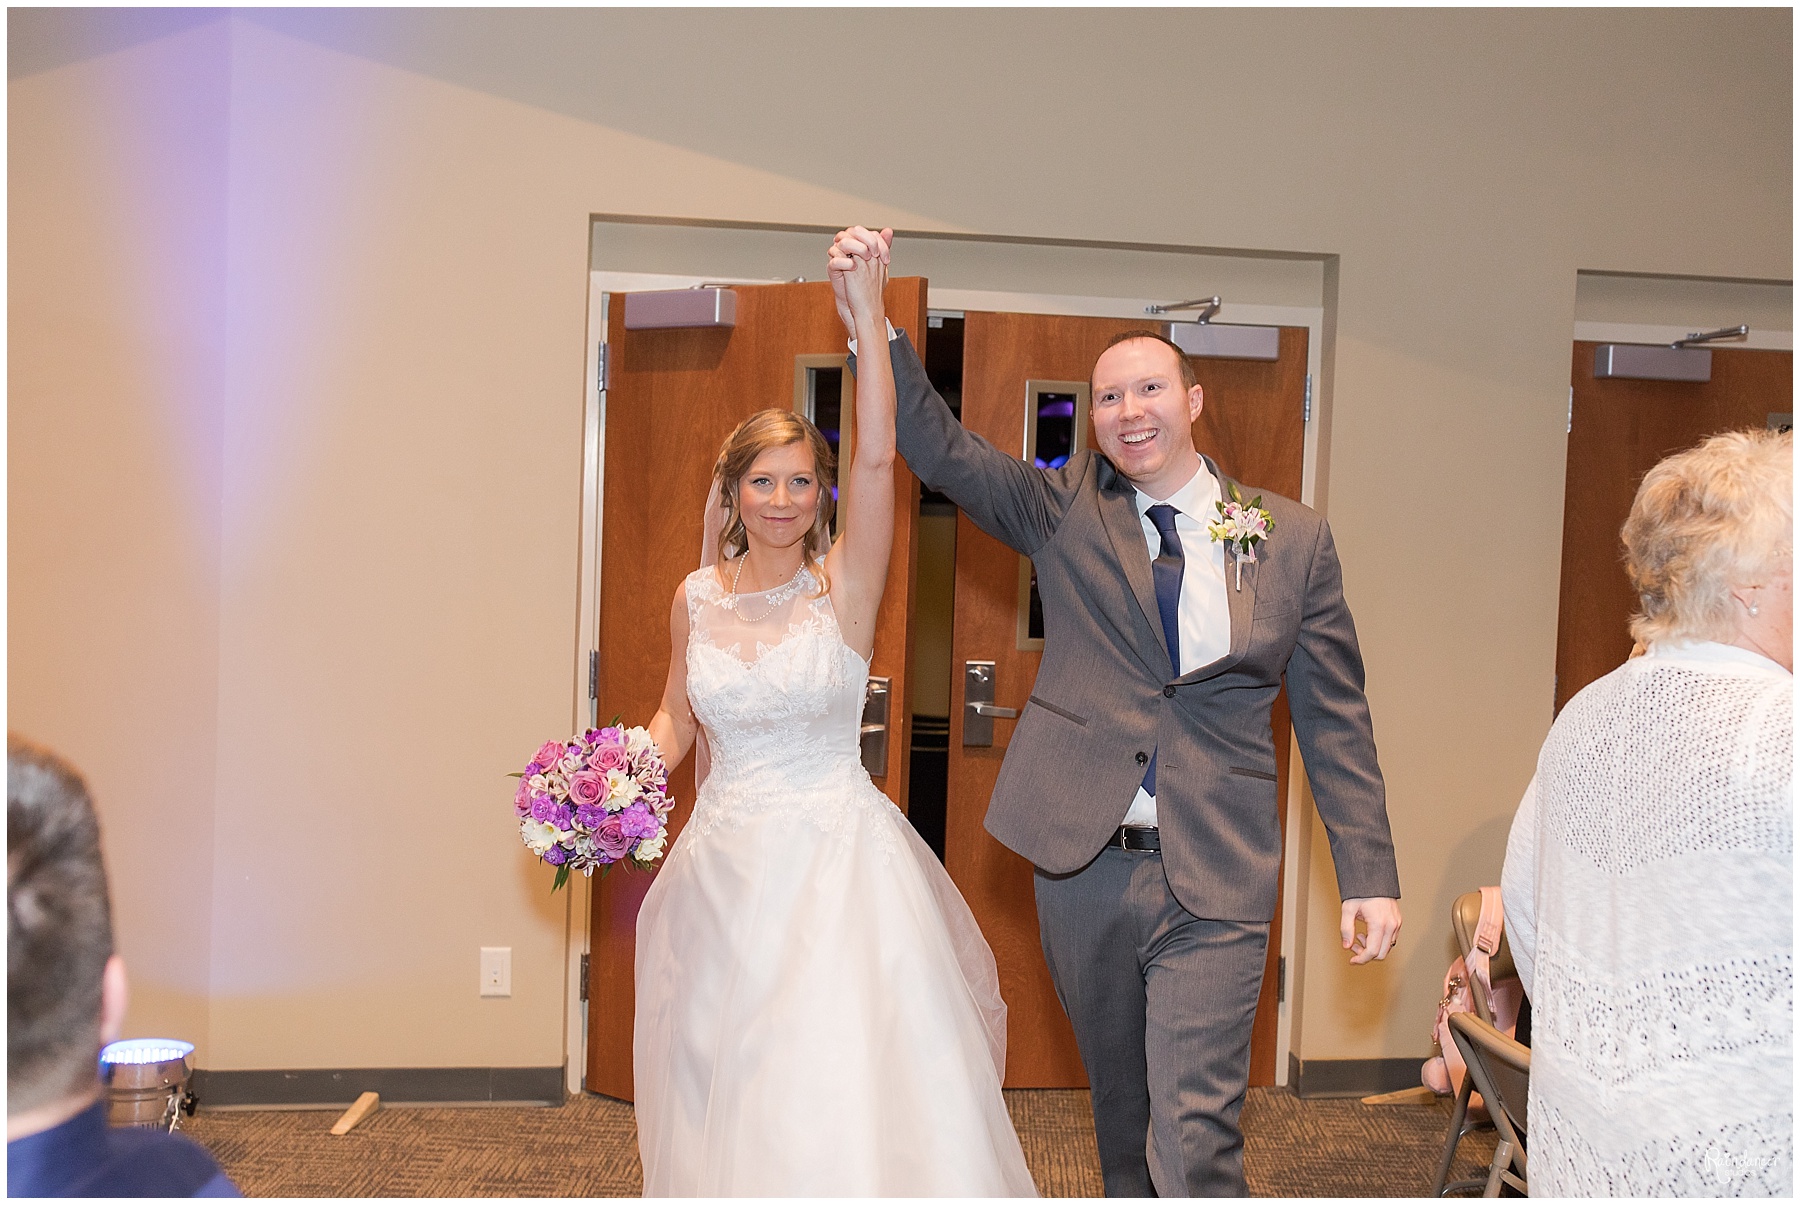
xmin=9 ymin=9 xmax=1789 ymax=1071
xmin=1574 ymin=272 xmax=1792 ymax=333
xmin=9 ymin=15 xmax=230 ymax=1051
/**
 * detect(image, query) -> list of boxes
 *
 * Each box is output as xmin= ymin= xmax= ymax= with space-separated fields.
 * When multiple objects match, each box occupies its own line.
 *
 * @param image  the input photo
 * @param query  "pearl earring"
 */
xmin=1749 ymin=603 xmax=1760 ymax=617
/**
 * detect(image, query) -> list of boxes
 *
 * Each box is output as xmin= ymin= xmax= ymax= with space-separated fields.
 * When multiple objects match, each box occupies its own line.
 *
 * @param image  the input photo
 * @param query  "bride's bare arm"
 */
xmin=824 ymin=234 xmax=896 ymax=658
xmin=647 ymin=582 xmax=699 ymax=768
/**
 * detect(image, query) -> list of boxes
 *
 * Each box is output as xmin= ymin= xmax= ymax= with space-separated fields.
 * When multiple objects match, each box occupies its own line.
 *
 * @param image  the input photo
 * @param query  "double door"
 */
xmin=588 ymin=280 xmax=1309 ymax=1096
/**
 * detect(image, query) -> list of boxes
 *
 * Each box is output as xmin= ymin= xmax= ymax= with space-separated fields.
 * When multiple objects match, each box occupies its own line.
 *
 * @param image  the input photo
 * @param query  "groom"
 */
xmin=833 ymin=228 xmax=1400 ymax=1196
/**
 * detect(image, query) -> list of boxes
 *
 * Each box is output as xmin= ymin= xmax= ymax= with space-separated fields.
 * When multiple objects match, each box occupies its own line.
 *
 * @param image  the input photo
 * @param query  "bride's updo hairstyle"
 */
xmin=713 ymin=408 xmax=838 ymax=569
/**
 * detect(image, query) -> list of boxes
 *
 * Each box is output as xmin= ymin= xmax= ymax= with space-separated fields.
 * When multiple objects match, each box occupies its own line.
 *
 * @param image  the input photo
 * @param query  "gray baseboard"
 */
xmin=1287 ymin=1052 xmax=1423 ymax=1099
xmin=191 ymin=1065 xmax=565 ymax=1109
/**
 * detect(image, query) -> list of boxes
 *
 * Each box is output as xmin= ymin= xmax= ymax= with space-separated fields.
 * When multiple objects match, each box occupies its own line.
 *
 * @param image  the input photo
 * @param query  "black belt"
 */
xmin=1107 ymin=825 xmax=1161 ymax=852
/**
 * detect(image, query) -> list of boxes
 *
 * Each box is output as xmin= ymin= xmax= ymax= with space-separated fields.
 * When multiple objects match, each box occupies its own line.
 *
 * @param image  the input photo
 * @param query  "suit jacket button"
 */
xmin=1135 ymin=751 xmax=1149 ymax=766
xmin=1163 ymin=685 xmax=1177 ymax=697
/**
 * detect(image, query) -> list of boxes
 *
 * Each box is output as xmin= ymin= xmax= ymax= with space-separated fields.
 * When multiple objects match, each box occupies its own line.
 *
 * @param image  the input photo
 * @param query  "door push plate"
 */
xmin=860 ymin=676 xmax=891 ymax=777
xmin=963 ymin=661 xmax=1020 ymax=747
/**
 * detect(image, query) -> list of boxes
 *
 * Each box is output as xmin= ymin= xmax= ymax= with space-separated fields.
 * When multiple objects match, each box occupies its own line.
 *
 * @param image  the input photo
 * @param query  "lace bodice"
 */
xmin=682 ymin=564 xmax=894 ymax=844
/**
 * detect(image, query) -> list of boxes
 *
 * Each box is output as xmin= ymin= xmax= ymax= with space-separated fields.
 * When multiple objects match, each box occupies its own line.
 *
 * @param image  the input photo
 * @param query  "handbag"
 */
xmin=1422 ymin=956 xmax=1475 ymax=1097
xmin=1422 ymin=886 xmax=1520 ymax=1106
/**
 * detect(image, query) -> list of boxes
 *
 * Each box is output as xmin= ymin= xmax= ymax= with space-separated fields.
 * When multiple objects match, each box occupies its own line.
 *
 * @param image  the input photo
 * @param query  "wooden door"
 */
xmin=1556 ymin=343 xmax=1792 ymax=712
xmin=585 ymin=279 xmax=928 ymax=1100
xmin=948 ymin=314 xmax=1309 ymax=1087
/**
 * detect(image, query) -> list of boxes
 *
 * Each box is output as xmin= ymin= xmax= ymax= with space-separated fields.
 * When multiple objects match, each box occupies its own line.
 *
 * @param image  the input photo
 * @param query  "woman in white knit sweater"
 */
xmin=1502 ymin=428 xmax=1792 ymax=1197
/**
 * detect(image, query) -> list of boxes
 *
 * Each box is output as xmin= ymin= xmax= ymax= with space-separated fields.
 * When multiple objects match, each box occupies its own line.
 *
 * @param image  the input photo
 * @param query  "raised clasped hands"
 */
xmin=1341 ymin=896 xmax=1402 ymax=965
xmin=829 ymin=225 xmax=893 ymax=337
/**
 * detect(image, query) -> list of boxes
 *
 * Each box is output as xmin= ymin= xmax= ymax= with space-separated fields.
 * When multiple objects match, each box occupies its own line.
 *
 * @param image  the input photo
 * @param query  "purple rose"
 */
xmin=589 ymin=745 xmax=629 ymax=774
xmin=574 ymin=803 xmax=607 ymax=830
xmin=618 ymin=802 xmax=659 ymax=840
xmin=594 ymin=815 xmax=632 ymax=861
xmin=567 ymin=769 xmax=607 ymax=808
xmin=513 ymin=780 xmax=533 ymax=816
xmin=535 ymin=740 xmax=569 ymax=771
xmin=529 ymin=794 xmax=558 ymax=823
xmin=543 ymin=845 xmax=567 ymax=866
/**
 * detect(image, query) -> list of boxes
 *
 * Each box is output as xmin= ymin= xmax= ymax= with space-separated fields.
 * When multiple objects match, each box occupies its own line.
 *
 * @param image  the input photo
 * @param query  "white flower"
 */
xmin=558 ymin=750 xmax=584 ymax=775
xmin=520 ymin=818 xmax=562 ymax=855
xmin=527 ymin=773 xmax=550 ymax=795
xmin=625 ymin=727 xmax=655 ymax=757
xmin=604 ymin=768 xmax=643 ymax=810
xmin=634 ymin=832 xmax=667 ymax=862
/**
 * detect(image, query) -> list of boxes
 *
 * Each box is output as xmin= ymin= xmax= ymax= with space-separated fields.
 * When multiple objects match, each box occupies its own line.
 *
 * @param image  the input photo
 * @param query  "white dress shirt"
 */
xmin=1121 ymin=456 xmax=1231 ymax=828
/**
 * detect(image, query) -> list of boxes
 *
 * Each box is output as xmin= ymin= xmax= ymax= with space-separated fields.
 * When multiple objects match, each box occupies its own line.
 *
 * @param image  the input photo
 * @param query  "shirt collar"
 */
xmin=1646 ymin=639 xmax=1793 ymax=678
xmin=1134 ymin=454 xmax=1219 ymax=522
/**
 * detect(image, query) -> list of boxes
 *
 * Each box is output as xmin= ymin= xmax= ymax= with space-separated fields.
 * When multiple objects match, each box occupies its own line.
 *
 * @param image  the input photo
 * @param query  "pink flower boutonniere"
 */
xmin=1207 ymin=483 xmax=1275 ymax=590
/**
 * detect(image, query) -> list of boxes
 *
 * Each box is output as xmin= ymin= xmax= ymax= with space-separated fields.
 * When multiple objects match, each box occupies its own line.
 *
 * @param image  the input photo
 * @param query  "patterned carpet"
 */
xmin=183 ymin=1087 xmax=1496 ymax=1197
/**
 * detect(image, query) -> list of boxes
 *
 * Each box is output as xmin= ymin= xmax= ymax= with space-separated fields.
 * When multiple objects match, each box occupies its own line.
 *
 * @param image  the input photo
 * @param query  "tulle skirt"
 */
xmin=633 ymin=778 xmax=1037 ymax=1197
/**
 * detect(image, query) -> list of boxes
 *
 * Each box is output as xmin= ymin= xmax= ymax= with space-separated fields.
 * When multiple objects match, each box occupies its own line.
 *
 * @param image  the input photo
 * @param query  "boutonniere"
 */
xmin=1208 ymin=483 xmax=1274 ymax=590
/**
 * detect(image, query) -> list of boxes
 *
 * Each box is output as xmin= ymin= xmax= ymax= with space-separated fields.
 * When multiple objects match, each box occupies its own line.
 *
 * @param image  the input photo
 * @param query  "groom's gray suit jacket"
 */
xmin=879 ymin=334 xmax=1399 ymax=923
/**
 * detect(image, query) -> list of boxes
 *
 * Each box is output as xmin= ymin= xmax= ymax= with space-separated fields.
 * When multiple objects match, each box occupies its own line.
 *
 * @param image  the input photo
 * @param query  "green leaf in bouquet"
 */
xmin=552 ymin=864 xmax=570 ymax=893
xmin=506 ymin=772 xmax=526 ymax=779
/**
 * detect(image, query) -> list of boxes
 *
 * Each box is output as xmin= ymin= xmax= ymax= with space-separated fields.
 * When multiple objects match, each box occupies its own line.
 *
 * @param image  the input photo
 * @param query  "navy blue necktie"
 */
xmin=1142 ymin=504 xmax=1185 ymax=796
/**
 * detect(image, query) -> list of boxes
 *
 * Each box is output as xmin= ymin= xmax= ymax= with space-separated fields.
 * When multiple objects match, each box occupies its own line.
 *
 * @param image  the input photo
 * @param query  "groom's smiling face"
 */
xmin=1090 ymin=338 xmax=1205 ymax=498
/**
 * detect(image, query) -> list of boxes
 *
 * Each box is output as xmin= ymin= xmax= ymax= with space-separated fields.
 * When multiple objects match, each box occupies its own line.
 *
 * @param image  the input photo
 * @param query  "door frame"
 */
xmin=570 ymin=269 xmax=1327 ymax=1090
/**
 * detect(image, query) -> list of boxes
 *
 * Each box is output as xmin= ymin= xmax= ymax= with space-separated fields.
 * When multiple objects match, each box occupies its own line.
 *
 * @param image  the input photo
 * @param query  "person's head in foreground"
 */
xmin=1622 ymin=426 xmax=1793 ymax=671
xmin=7 ymin=734 xmax=236 ymax=1197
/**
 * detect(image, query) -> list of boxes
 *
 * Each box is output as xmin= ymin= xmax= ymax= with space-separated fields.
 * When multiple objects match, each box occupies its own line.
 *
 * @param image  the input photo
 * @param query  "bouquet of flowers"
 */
xmin=511 ymin=724 xmax=672 ymax=890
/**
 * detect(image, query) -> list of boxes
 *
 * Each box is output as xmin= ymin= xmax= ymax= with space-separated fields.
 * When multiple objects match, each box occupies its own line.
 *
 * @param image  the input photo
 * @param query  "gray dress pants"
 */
xmin=1035 ymin=846 xmax=1269 ymax=1197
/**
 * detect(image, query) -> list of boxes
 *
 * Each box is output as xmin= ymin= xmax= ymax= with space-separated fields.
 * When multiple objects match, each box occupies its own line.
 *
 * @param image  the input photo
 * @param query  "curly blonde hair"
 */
xmin=713 ymin=409 xmax=837 ymax=571
xmin=1622 ymin=427 xmax=1792 ymax=646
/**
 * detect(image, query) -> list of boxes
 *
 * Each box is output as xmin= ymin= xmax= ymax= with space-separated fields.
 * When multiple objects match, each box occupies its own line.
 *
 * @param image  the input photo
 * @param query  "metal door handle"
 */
xmin=969 ymin=702 xmax=1018 ymax=718
xmin=860 ymin=677 xmax=891 ymax=777
xmin=963 ymin=660 xmax=1019 ymax=747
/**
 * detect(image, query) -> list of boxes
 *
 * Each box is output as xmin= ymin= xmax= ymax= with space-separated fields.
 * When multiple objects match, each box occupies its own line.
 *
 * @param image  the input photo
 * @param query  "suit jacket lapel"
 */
xmin=1182 ymin=456 xmax=1256 ymax=682
xmin=1096 ymin=458 xmax=1172 ymax=676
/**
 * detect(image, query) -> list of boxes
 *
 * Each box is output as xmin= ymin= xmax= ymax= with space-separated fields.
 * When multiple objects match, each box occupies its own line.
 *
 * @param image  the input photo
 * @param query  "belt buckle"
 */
xmin=1114 ymin=825 xmax=1160 ymax=853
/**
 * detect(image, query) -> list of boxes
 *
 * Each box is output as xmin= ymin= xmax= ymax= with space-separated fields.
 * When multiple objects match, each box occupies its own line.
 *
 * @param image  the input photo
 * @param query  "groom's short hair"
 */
xmin=1093 ymin=330 xmax=1199 ymax=394
xmin=8 ymin=735 xmax=115 ymax=1114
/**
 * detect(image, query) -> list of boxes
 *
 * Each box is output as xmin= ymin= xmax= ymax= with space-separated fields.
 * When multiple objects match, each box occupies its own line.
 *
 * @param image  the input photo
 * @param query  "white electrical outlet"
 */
xmin=480 ymin=947 xmax=512 ymax=997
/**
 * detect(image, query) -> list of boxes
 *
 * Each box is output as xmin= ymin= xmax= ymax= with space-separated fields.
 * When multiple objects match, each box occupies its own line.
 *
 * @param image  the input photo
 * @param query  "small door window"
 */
xmin=1017 ymin=380 xmax=1088 ymax=649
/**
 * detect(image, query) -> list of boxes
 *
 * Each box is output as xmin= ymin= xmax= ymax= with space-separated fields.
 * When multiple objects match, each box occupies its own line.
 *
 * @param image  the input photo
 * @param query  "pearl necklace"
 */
xmin=728 ymin=557 xmax=805 ymax=622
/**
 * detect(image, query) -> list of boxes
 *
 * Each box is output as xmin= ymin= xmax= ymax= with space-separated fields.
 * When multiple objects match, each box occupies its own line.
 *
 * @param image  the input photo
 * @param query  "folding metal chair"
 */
xmin=1448 ymin=1011 xmax=1529 ymax=1196
xmin=1430 ymin=890 xmax=1522 ymax=1196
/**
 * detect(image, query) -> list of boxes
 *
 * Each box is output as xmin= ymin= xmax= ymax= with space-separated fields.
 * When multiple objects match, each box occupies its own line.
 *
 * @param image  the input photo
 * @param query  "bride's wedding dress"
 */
xmin=634 ymin=565 xmax=1037 ymax=1197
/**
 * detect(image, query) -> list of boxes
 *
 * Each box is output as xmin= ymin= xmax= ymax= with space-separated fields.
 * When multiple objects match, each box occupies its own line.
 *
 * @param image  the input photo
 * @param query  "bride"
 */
xmin=634 ymin=238 xmax=1037 ymax=1196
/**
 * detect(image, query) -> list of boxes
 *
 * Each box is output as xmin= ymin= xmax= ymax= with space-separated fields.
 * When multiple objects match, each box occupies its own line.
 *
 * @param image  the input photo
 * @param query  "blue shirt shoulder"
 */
xmin=8 ymin=1102 xmax=237 ymax=1198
